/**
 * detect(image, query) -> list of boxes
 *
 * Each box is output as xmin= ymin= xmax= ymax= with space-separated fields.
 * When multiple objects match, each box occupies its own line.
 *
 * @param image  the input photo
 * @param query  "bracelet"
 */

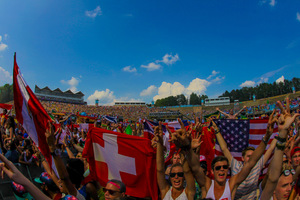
xmin=276 ymin=141 xmax=286 ymax=151
xmin=262 ymin=136 xmax=268 ymax=145
xmin=215 ymin=130 xmax=220 ymax=135
xmin=275 ymin=135 xmax=287 ymax=143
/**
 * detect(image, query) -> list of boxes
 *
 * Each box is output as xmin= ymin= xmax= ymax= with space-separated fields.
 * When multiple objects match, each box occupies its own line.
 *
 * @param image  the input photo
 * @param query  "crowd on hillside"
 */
xmin=0 ymin=97 xmax=300 ymax=199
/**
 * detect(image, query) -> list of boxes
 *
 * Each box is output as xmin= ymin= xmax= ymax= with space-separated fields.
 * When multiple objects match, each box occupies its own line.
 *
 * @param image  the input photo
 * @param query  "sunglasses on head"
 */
xmin=103 ymin=188 xmax=120 ymax=195
xmin=281 ymin=169 xmax=296 ymax=176
xmin=169 ymin=172 xmax=184 ymax=178
xmin=214 ymin=165 xmax=229 ymax=171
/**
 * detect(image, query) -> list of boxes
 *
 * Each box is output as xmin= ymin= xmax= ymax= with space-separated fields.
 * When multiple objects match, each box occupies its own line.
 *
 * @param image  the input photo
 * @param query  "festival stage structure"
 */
xmin=34 ymin=85 xmax=86 ymax=104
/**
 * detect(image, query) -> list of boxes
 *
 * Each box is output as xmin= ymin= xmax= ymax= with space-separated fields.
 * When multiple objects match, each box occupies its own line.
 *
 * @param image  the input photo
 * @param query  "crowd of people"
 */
xmin=0 ymin=97 xmax=299 ymax=200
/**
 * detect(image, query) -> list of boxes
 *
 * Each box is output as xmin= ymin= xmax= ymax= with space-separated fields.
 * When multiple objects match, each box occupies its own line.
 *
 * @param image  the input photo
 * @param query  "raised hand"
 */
xmin=168 ymin=119 xmax=191 ymax=149
xmin=277 ymin=98 xmax=300 ymax=132
xmin=191 ymin=130 xmax=202 ymax=150
xmin=266 ymin=109 xmax=278 ymax=136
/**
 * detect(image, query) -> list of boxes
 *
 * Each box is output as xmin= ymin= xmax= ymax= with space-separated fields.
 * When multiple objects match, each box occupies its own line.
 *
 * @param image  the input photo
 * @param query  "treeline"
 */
xmin=154 ymin=77 xmax=300 ymax=106
xmin=220 ymin=77 xmax=300 ymax=102
xmin=0 ymin=84 xmax=13 ymax=103
xmin=154 ymin=93 xmax=208 ymax=107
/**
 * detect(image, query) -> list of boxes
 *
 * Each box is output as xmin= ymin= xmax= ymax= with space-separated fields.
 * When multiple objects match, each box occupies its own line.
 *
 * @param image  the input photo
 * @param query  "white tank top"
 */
xmin=163 ymin=187 xmax=188 ymax=200
xmin=206 ymin=180 xmax=231 ymax=200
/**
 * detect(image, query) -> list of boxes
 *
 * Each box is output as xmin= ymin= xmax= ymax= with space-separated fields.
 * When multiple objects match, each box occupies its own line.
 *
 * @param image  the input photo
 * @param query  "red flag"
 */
xmin=82 ymin=127 xmax=158 ymax=199
xmin=13 ymin=53 xmax=53 ymax=170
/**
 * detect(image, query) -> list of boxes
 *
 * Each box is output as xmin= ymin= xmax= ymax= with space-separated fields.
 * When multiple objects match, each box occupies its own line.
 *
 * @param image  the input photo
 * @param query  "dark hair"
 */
xmin=169 ymin=163 xmax=183 ymax=174
xmin=242 ymin=146 xmax=255 ymax=157
xmin=200 ymin=161 xmax=208 ymax=173
xmin=108 ymin=179 xmax=126 ymax=193
xmin=211 ymin=156 xmax=229 ymax=170
xmin=66 ymin=159 xmax=84 ymax=189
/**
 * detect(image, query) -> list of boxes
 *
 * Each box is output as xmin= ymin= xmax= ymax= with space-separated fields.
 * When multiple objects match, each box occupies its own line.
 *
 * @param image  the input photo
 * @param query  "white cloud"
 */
xmin=186 ymin=78 xmax=210 ymax=95
xmin=85 ymin=6 xmax=102 ymax=18
xmin=60 ymin=77 xmax=80 ymax=92
xmin=269 ymin=0 xmax=275 ymax=6
xmin=0 ymin=67 xmax=12 ymax=85
xmin=153 ymin=78 xmax=210 ymax=101
xmin=87 ymin=89 xmax=115 ymax=105
xmin=276 ymin=75 xmax=285 ymax=84
xmin=141 ymin=62 xmax=162 ymax=71
xmin=211 ymin=76 xmax=225 ymax=83
xmin=0 ymin=35 xmax=8 ymax=51
xmin=123 ymin=66 xmax=137 ymax=73
xmin=240 ymin=80 xmax=256 ymax=88
xmin=0 ymin=44 xmax=8 ymax=51
xmin=159 ymin=53 xmax=179 ymax=65
xmin=207 ymin=70 xmax=219 ymax=79
xmin=140 ymin=85 xmax=157 ymax=96
xmin=297 ymin=12 xmax=300 ymax=22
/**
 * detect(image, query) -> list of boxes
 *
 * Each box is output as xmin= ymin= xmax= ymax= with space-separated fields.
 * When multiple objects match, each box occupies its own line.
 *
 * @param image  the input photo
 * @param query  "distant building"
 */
xmin=114 ymin=101 xmax=146 ymax=106
xmin=35 ymin=85 xmax=86 ymax=104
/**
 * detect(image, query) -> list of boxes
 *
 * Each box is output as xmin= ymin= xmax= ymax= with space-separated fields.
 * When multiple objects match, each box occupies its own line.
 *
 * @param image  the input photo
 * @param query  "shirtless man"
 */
xmin=216 ymin=106 xmax=247 ymax=119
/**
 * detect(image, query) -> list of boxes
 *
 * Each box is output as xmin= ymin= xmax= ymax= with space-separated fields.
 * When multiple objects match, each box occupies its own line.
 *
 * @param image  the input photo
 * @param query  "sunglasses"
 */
xmin=214 ymin=165 xmax=229 ymax=171
xmin=170 ymin=172 xmax=184 ymax=178
xmin=103 ymin=188 xmax=120 ymax=195
xmin=283 ymin=160 xmax=289 ymax=164
xmin=281 ymin=169 xmax=296 ymax=176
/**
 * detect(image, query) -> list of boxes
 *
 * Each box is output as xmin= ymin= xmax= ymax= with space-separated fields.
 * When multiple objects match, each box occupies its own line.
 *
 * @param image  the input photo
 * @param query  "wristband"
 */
xmin=262 ymin=136 xmax=268 ymax=145
xmin=215 ymin=130 xmax=220 ymax=135
xmin=276 ymin=141 xmax=286 ymax=151
xmin=275 ymin=135 xmax=287 ymax=143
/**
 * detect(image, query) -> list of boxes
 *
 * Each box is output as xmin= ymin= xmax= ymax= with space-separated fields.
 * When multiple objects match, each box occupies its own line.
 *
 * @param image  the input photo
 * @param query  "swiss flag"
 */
xmin=82 ymin=127 xmax=158 ymax=199
xmin=13 ymin=53 xmax=54 ymax=171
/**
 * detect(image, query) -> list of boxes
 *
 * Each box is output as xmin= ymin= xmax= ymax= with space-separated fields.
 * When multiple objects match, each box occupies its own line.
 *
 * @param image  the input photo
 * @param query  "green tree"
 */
xmin=0 ymin=84 xmax=13 ymax=103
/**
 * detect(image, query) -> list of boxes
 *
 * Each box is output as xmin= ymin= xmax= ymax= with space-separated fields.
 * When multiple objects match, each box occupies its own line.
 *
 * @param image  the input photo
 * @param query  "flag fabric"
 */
xmin=213 ymin=119 xmax=277 ymax=176
xmin=82 ymin=127 xmax=158 ymax=199
xmin=13 ymin=53 xmax=54 ymax=170
xmin=0 ymin=103 xmax=13 ymax=113
xmin=103 ymin=115 xmax=117 ymax=123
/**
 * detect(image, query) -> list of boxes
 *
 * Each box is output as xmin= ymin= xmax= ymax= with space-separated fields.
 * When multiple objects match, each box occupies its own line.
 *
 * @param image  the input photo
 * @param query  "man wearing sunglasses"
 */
xmin=211 ymin=110 xmax=277 ymax=200
xmin=169 ymin=118 xmax=275 ymax=200
xmin=103 ymin=179 xmax=126 ymax=200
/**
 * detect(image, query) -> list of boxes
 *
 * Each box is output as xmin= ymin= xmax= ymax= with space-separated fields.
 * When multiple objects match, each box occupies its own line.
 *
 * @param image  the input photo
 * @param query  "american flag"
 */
xmin=143 ymin=119 xmax=189 ymax=163
xmin=213 ymin=119 xmax=277 ymax=174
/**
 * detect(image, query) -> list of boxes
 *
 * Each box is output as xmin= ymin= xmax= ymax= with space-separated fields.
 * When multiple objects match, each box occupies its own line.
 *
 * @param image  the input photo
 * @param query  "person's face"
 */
xmin=291 ymin=151 xmax=300 ymax=168
xmin=212 ymin=161 xmax=229 ymax=184
xmin=170 ymin=166 xmax=184 ymax=190
xmin=229 ymin=109 xmax=234 ymax=115
xmin=274 ymin=174 xmax=293 ymax=200
xmin=104 ymin=182 xmax=124 ymax=200
xmin=242 ymin=150 xmax=254 ymax=164
xmin=172 ymin=154 xmax=181 ymax=164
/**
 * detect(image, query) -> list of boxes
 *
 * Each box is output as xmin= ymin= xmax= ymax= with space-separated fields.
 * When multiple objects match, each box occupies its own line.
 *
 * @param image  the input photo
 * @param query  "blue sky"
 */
xmin=0 ymin=0 xmax=300 ymax=105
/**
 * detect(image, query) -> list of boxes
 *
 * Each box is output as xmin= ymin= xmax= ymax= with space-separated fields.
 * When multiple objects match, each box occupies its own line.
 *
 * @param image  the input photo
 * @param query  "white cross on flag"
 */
xmin=82 ymin=127 xmax=158 ymax=199
xmin=13 ymin=53 xmax=54 ymax=170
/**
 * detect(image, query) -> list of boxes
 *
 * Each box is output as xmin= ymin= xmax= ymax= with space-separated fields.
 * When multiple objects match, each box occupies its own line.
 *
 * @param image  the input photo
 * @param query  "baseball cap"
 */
xmin=34 ymin=172 xmax=58 ymax=191
xmin=11 ymin=182 xmax=33 ymax=200
xmin=291 ymin=147 xmax=300 ymax=158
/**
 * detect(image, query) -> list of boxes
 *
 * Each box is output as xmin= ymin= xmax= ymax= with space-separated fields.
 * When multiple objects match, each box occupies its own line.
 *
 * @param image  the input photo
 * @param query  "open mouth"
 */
xmin=218 ymin=173 xmax=226 ymax=179
xmin=173 ymin=180 xmax=181 ymax=187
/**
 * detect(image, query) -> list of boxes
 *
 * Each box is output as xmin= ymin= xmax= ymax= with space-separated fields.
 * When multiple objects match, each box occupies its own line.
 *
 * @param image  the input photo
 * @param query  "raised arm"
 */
xmin=216 ymin=108 xmax=230 ymax=118
xmin=261 ymin=98 xmax=300 ymax=199
xmin=170 ymin=119 xmax=210 ymax=189
xmin=155 ymin=122 xmax=170 ymax=197
xmin=182 ymin=157 xmax=196 ymax=198
xmin=234 ymin=106 xmax=247 ymax=118
xmin=0 ymin=153 xmax=51 ymax=200
xmin=212 ymin=121 xmax=233 ymax=164
xmin=45 ymin=121 xmax=78 ymax=197
xmin=231 ymin=109 xmax=276 ymax=188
